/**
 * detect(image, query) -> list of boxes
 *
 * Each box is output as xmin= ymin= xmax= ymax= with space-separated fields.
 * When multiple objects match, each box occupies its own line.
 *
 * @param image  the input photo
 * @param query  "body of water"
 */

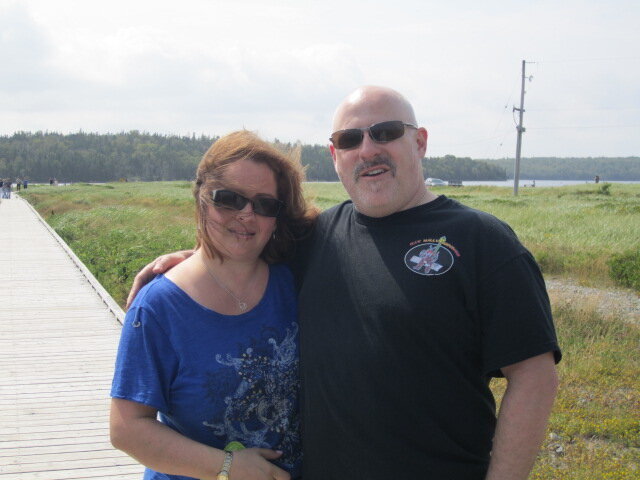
xmin=461 ymin=179 xmax=640 ymax=187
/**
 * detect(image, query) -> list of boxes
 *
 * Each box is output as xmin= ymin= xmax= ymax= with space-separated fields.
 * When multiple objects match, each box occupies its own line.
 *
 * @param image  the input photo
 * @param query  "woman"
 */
xmin=110 ymin=131 xmax=316 ymax=480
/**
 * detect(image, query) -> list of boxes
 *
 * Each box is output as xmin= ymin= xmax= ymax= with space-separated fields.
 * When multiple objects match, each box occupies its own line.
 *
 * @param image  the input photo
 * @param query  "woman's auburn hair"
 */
xmin=193 ymin=130 xmax=318 ymax=263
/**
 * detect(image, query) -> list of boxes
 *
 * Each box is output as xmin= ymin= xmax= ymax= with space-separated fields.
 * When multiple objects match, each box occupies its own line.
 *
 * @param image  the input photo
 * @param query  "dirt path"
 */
xmin=545 ymin=278 xmax=640 ymax=326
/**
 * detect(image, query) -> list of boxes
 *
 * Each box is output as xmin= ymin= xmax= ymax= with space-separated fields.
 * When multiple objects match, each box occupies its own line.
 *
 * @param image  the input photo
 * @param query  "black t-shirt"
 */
xmin=291 ymin=195 xmax=561 ymax=480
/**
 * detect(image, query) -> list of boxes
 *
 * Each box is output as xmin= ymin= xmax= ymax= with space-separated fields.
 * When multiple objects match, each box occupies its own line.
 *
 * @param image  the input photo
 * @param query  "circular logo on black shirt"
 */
xmin=404 ymin=239 xmax=455 ymax=276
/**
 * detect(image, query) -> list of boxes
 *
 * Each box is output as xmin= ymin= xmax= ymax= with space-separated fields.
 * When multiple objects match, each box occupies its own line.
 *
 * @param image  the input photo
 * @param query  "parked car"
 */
xmin=425 ymin=177 xmax=448 ymax=186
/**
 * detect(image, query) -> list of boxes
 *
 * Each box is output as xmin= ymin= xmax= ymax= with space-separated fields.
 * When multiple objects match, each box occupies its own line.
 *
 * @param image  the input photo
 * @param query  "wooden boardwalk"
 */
xmin=0 ymin=195 xmax=144 ymax=479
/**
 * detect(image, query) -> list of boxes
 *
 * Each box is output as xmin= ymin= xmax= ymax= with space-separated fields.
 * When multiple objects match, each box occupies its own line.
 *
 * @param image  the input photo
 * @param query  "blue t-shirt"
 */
xmin=111 ymin=264 xmax=302 ymax=479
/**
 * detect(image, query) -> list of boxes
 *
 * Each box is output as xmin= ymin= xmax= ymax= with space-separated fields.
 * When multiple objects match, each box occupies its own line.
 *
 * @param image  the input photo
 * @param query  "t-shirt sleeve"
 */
xmin=110 ymin=304 xmax=179 ymax=412
xmin=478 ymin=251 xmax=562 ymax=377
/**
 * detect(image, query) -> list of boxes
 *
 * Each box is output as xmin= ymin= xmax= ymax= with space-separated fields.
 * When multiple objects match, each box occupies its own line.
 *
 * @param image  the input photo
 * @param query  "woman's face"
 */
xmin=204 ymin=158 xmax=279 ymax=263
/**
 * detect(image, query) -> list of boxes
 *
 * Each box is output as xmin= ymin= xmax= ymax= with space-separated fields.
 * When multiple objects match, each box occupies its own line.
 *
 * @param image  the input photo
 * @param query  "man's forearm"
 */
xmin=485 ymin=353 xmax=559 ymax=480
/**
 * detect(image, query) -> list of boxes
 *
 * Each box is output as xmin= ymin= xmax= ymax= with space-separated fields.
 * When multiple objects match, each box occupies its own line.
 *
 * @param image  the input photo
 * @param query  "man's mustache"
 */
xmin=353 ymin=156 xmax=396 ymax=182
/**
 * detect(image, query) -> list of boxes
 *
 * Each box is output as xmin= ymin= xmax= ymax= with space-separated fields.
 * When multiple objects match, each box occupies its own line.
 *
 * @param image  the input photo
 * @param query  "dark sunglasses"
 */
xmin=211 ymin=189 xmax=284 ymax=217
xmin=329 ymin=120 xmax=418 ymax=150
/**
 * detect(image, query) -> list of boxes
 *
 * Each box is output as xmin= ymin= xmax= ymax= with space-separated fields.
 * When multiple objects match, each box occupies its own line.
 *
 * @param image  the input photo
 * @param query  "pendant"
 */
xmin=238 ymin=302 xmax=248 ymax=312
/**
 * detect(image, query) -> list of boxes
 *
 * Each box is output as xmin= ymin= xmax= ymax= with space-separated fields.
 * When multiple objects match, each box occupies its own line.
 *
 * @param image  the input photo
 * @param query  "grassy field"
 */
xmin=20 ymin=181 xmax=640 ymax=479
xmin=442 ymin=183 xmax=640 ymax=290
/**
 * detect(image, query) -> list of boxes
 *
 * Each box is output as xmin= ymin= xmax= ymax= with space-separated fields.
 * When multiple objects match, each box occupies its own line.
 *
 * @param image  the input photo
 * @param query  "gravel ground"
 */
xmin=545 ymin=278 xmax=640 ymax=326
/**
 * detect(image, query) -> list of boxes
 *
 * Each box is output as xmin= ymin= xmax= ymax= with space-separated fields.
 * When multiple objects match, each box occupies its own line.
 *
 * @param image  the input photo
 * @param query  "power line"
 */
xmin=528 ymin=125 xmax=640 ymax=130
xmin=536 ymin=57 xmax=640 ymax=64
xmin=527 ymin=106 xmax=640 ymax=112
xmin=435 ymin=128 xmax=513 ymax=148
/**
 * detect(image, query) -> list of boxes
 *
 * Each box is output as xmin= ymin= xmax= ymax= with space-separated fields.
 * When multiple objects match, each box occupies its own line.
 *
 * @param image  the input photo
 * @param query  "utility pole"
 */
xmin=513 ymin=59 xmax=528 ymax=196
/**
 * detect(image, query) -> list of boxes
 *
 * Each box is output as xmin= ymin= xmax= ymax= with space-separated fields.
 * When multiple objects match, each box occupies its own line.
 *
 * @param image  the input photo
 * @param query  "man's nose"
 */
xmin=357 ymin=131 xmax=383 ymax=160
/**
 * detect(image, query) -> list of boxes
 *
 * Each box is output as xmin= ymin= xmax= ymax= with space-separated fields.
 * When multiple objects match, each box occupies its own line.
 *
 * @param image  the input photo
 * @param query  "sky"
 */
xmin=1 ymin=0 xmax=639 ymax=159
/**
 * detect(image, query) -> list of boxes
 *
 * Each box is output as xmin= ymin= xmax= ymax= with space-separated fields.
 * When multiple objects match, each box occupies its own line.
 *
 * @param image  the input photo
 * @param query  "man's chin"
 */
xmin=352 ymin=192 xmax=396 ymax=217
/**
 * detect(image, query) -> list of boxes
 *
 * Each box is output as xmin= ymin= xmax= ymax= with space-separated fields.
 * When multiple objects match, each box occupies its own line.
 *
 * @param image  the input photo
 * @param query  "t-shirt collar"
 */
xmin=353 ymin=195 xmax=449 ymax=226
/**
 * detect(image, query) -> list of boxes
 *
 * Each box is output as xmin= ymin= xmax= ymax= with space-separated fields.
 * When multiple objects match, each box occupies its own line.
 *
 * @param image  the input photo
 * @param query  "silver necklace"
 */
xmin=202 ymin=259 xmax=257 ymax=312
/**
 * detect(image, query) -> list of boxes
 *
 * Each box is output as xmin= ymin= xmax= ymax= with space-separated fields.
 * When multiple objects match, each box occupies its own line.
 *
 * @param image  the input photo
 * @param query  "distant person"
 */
xmin=128 ymin=86 xmax=561 ymax=479
xmin=16 ymin=178 xmax=21 ymax=191
xmin=594 ymin=175 xmax=600 ymax=184
xmin=111 ymin=131 xmax=316 ymax=480
xmin=22 ymin=178 xmax=28 ymax=189
xmin=1 ymin=179 xmax=11 ymax=199
xmin=49 ymin=177 xmax=54 ymax=186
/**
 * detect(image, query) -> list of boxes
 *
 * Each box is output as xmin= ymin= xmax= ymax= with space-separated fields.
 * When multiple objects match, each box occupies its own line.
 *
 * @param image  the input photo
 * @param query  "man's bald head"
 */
xmin=328 ymin=85 xmax=434 ymax=218
xmin=332 ymin=86 xmax=417 ymax=131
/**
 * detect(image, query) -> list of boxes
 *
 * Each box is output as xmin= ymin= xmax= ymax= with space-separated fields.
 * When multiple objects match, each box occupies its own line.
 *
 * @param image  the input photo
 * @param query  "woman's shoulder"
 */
xmin=269 ymin=262 xmax=294 ymax=282
xmin=129 ymin=274 xmax=182 ymax=311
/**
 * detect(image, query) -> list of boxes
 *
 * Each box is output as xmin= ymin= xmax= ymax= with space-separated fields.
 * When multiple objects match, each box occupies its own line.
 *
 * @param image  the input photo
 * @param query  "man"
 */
xmin=130 ymin=86 xmax=560 ymax=479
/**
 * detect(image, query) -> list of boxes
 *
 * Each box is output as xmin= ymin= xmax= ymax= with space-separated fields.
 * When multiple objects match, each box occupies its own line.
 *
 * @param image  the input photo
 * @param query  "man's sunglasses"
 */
xmin=329 ymin=120 xmax=418 ymax=150
xmin=211 ymin=189 xmax=284 ymax=217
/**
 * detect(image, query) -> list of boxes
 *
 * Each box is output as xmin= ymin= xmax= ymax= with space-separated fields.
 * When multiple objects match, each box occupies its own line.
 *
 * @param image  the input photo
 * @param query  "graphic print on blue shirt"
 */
xmin=202 ymin=322 xmax=299 ymax=454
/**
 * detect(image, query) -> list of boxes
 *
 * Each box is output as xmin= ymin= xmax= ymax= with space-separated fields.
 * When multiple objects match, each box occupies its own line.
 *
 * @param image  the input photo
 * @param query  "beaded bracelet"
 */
xmin=216 ymin=451 xmax=233 ymax=480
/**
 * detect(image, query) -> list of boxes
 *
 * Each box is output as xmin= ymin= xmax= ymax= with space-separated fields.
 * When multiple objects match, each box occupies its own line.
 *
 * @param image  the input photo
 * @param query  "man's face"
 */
xmin=329 ymin=91 xmax=428 ymax=218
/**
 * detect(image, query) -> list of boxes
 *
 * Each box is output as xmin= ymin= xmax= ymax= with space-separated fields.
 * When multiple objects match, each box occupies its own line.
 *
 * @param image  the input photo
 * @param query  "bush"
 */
xmin=534 ymin=249 xmax=565 ymax=275
xmin=599 ymin=182 xmax=612 ymax=195
xmin=608 ymin=249 xmax=640 ymax=291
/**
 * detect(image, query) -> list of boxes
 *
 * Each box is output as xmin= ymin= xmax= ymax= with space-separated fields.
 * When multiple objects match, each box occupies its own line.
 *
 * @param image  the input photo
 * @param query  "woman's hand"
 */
xmin=111 ymin=399 xmax=290 ymax=480
xmin=126 ymin=250 xmax=194 ymax=309
xmin=230 ymin=448 xmax=290 ymax=480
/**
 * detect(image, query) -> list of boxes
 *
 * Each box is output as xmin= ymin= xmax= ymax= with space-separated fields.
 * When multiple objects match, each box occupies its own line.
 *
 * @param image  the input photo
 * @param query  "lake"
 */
xmin=462 ymin=179 xmax=640 ymax=187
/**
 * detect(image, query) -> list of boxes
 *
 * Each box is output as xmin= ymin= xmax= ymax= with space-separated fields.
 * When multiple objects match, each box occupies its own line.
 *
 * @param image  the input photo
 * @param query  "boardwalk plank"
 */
xmin=0 ymin=434 xmax=108 ymax=450
xmin=0 ymin=441 xmax=114 ymax=458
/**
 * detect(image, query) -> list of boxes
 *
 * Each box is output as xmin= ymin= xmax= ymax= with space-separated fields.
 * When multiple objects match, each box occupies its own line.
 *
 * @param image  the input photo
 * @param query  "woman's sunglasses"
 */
xmin=329 ymin=120 xmax=418 ymax=150
xmin=211 ymin=189 xmax=284 ymax=218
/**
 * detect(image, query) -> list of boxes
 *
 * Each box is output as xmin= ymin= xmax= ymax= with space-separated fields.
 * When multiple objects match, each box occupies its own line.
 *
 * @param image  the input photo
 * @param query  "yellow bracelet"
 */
xmin=216 ymin=451 xmax=233 ymax=480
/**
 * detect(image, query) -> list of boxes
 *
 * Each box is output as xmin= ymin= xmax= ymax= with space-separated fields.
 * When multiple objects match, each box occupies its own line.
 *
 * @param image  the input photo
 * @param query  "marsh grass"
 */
xmin=445 ymin=183 xmax=640 ymax=290
xmin=21 ymin=181 xmax=640 ymax=478
xmin=303 ymin=181 xmax=350 ymax=210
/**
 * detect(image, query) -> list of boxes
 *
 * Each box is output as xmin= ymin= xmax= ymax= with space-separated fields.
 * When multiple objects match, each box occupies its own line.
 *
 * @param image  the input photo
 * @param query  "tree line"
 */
xmin=5 ymin=131 xmax=636 ymax=183
xmin=0 ymin=131 xmax=509 ymax=183
xmin=0 ymin=131 xmax=215 ymax=183
xmin=421 ymin=155 xmax=506 ymax=181
xmin=482 ymin=157 xmax=640 ymax=181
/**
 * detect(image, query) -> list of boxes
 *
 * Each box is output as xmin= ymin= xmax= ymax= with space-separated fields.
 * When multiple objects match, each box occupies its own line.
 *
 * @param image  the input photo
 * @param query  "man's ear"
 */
xmin=416 ymin=127 xmax=428 ymax=157
xmin=329 ymin=144 xmax=338 ymax=167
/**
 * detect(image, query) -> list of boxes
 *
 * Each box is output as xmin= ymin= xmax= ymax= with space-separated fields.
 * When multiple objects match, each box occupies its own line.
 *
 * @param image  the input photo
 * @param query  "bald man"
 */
xmin=295 ymin=86 xmax=560 ymax=480
xmin=129 ymin=86 xmax=561 ymax=480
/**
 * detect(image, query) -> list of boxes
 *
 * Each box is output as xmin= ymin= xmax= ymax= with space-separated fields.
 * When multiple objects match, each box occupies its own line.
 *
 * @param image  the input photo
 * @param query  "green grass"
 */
xmin=20 ymin=181 xmax=640 ymax=478
xmin=443 ymin=183 xmax=640 ymax=289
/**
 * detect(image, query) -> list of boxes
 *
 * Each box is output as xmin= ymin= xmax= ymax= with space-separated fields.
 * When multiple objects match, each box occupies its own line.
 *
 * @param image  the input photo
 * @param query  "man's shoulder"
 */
xmin=319 ymin=200 xmax=354 ymax=217
xmin=440 ymin=197 xmax=518 ymax=237
xmin=315 ymin=200 xmax=354 ymax=227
